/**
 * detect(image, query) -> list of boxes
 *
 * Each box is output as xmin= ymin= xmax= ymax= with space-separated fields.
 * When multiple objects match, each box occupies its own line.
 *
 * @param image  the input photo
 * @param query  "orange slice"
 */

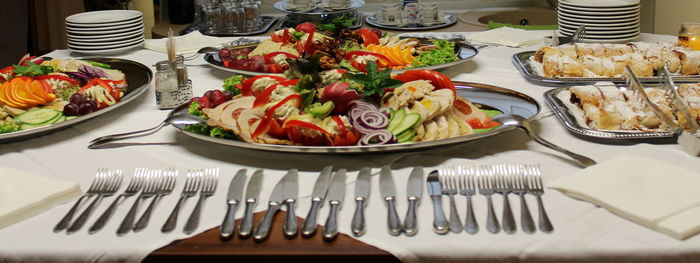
xmin=11 ymin=78 xmax=38 ymax=105
xmin=29 ymin=80 xmax=52 ymax=103
xmin=2 ymin=81 xmax=27 ymax=108
xmin=0 ymin=83 xmax=13 ymax=106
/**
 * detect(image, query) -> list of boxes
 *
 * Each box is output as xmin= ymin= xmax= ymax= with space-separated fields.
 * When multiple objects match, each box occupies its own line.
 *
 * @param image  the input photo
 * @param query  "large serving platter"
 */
xmin=512 ymin=51 xmax=700 ymax=85
xmin=0 ymin=58 xmax=153 ymax=143
xmin=365 ymin=13 xmax=458 ymax=31
xmin=544 ymin=86 xmax=677 ymax=140
xmin=172 ymin=81 xmax=540 ymax=153
xmin=205 ymin=41 xmax=478 ymax=76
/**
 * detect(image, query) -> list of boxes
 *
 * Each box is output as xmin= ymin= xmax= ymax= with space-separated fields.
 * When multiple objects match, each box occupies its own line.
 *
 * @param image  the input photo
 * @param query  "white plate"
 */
xmin=579 ymin=34 xmax=640 ymax=43
xmin=67 ymin=31 xmax=143 ymax=43
xmin=558 ymin=10 xmax=639 ymax=20
xmin=559 ymin=3 xmax=640 ymax=12
xmin=68 ymin=35 xmax=144 ymax=47
xmin=558 ymin=14 xmax=639 ymax=24
xmin=559 ymin=21 xmax=639 ymax=31
xmin=69 ymin=43 xmax=143 ymax=55
xmin=66 ymin=25 xmax=144 ymax=36
xmin=66 ymin=19 xmax=142 ymax=32
xmin=558 ymin=19 xmax=639 ymax=29
xmin=559 ymin=29 xmax=639 ymax=39
xmin=559 ymin=0 xmax=639 ymax=8
xmin=65 ymin=16 xmax=141 ymax=28
xmin=558 ymin=6 xmax=639 ymax=15
xmin=67 ymin=29 xmax=144 ymax=40
xmin=66 ymin=10 xmax=142 ymax=24
xmin=69 ymin=39 xmax=144 ymax=50
xmin=559 ymin=26 xmax=639 ymax=36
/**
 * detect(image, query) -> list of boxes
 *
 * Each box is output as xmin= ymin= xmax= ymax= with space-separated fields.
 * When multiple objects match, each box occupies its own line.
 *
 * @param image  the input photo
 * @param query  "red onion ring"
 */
xmin=358 ymin=130 xmax=396 ymax=145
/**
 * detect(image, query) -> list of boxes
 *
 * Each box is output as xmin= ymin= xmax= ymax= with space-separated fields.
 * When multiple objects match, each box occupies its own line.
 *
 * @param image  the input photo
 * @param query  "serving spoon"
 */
xmin=492 ymin=114 xmax=597 ymax=167
xmin=88 ymin=110 xmax=205 ymax=149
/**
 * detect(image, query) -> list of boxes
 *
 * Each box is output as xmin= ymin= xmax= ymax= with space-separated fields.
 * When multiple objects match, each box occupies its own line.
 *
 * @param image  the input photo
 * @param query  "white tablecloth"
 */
xmin=2 ymin=33 xmax=700 ymax=263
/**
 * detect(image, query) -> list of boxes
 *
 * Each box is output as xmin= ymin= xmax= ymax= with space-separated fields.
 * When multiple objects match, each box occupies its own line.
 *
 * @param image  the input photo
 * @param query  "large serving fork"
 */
xmin=66 ymin=169 xmax=124 ymax=234
xmin=477 ymin=165 xmax=500 ymax=234
xmin=89 ymin=168 xmax=147 ymax=234
xmin=493 ymin=164 xmax=516 ymax=234
xmin=524 ymin=164 xmax=553 ymax=232
xmin=162 ymin=169 xmax=202 ymax=233
xmin=134 ymin=168 xmax=178 ymax=232
xmin=513 ymin=165 xmax=535 ymax=234
xmin=184 ymin=168 xmax=219 ymax=234
xmin=54 ymin=169 xmax=110 ymax=232
xmin=118 ymin=169 xmax=161 ymax=236
xmin=457 ymin=166 xmax=478 ymax=234
xmin=439 ymin=168 xmax=462 ymax=233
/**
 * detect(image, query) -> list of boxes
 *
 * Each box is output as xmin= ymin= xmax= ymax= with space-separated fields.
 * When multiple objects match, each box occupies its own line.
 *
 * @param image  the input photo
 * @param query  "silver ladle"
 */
xmin=88 ymin=111 xmax=205 ymax=149
xmin=493 ymin=114 xmax=597 ymax=167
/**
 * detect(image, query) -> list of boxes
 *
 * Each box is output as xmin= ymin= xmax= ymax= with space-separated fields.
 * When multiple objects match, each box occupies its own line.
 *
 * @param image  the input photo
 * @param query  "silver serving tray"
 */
xmin=275 ymin=13 xmax=363 ymax=31
xmin=274 ymin=0 xmax=364 ymax=15
xmin=365 ymin=13 xmax=457 ymax=31
xmin=205 ymin=41 xmax=478 ymax=76
xmin=172 ymin=81 xmax=540 ymax=153
xmin=513 ymin=51 xmax=700 ymax=86
xmin=544 ymin=86 xmax=678 ymax=140
xmin=0 ymin=58 xmax=153 ymax=143
xmin=204 ymin=16 xmax=277 ymax=36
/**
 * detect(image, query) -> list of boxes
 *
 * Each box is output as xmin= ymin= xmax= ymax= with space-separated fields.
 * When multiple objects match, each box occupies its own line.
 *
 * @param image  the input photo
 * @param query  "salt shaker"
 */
xmin=154 ymin=61 xmax=180 ymax=109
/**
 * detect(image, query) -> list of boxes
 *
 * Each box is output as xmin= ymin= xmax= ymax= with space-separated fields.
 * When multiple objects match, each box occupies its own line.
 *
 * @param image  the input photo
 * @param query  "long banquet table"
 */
xmin=2 ymin=33 xmax=700 ymax=263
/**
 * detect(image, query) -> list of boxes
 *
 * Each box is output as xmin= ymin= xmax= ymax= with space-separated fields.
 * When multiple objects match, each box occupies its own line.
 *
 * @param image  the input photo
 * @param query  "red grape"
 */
xmin=219 ymin=48 xmax=232 ymax=60
xmin=78 ymin=102 xmax=93 ymax=115
xmin=63 ymin=103 xmax=79 ymax=116
xmin=69 ymin=93 xmax=84 ymax=105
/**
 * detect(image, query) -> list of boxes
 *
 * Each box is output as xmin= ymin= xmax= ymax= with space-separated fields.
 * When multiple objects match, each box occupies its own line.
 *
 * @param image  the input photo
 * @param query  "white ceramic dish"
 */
xmin=69 ymin=42 xmax=143 ymax=55
xmin=558 ymin=6 xmax=639 ymax=16
xmin=559 ymin=3 xmax=639 ymax=13
xmin=67 ymin=32 xmax=143 ymax=43
xmin=67 ymin=29 xmax=144 ymax=40
xmin=558 ymin=20 xmax=639 ymax=30
xmin=66 ymin=19 xmax=143 ymax=32
xmin=66 ymin=26 xmax=144 ymax=36
xmin=559 ymin=26 xmax=639 ymax=36
xmin=69 ymin=39 xmax=144 ymax=51
xmin=66 ymin=10 xmax=142 ymax=24
xmin=559 ymin=0 xmax=639 ymax=8
xmin=68 ymin=36 xmax=144 ymax=47
xmin=558 ymin=10 xmax=639 ymax=21
xmin=65 ymin=17 xmax=142 ymax=28
xmin=558 ymin=14 xmax=639 ymax=24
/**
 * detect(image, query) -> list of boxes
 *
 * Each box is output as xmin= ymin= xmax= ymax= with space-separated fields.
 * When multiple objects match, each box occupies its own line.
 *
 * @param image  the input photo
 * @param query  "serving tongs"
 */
xmin=657 ymin=66 xmax=700 ymax=155
xmin=549 ymin=24 xmax=586 ymax=46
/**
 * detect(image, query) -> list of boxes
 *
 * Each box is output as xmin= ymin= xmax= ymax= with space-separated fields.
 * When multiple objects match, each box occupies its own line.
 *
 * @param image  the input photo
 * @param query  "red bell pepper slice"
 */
xmin=35 ymin=75 xmax=79 ymax=85
xmin=345 ymin=51 xmax=392 ymax=72
xmin=263 ymin=52 xmax=298 ymax=64
xmin=357 ymin=29 xmax=380 ymax=46
xmin=251 ymin=93 xmax=302 ymax=138
xmin=284 ymin=119 xmax=330 ymax=137
xmin=393 ymin=69 xmax=455 ymax=95
xmin=298 ymin=30 xmax=316 ymax=55
xmin=271 ymin=28 xmax=291 ymax=43
xmin=252 ymin=79 xmax=300 ymax=108
xmin=241 ymin=75 xmax=287 ymax=96
xmin=77 ymin=78 xmax=121 ymax=105
xmin=468 ymin=117 xmax=500 ymax=129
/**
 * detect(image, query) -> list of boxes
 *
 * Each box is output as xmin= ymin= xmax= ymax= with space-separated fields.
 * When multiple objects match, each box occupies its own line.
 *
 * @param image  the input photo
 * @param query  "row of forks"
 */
xmin=438 ymin=164 xmax=552 ymax=234
xmin=54 ymin=168 xmax=218 ymax=235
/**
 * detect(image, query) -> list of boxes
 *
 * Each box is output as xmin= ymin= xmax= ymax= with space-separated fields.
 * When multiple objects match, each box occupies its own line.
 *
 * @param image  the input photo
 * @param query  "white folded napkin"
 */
xmin=549 ymin=154 xmax=700 ymax=240
xmin=0 ymin=167 xmax=82 ymax=229
xmin=468 ymin=27 xmax=550 ymax=47
xmin=143 ymin=31 xmax=230 ymax=54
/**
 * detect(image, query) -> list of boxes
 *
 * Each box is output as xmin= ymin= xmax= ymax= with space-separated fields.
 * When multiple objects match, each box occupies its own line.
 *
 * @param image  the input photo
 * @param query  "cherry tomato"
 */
xmin=393 ymin=70 xmax=455 ymax=94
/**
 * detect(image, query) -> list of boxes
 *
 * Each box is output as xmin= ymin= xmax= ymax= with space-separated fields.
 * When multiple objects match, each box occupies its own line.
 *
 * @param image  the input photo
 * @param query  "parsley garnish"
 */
xmin=344 ymin=61 xmax=402 ymax=97
xmin=317 ymin=13 xmax=357 ymax=35
xmin=13 ymin=61 xmax=53 ymax=77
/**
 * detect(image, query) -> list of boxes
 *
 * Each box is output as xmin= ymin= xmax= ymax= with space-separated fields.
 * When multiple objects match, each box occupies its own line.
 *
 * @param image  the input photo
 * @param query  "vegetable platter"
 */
xmin=0 ymin=55 xmax=152 ymax=142
xmin=205 ymin=15 xmax=477 ymax=76
xmin=174 ymin=62 xmax=539 ymax=153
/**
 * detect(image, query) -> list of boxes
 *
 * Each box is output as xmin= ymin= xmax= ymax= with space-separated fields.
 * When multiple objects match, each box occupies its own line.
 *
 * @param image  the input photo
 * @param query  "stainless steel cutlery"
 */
xmin=55 ymin=168 xmax=116 ymax=232
xmin=67 ymin=169 xmax=124 ymax=234
xmin=302 ymin=166 xmax=333 ymax=238
xmin=254 ymin=169 xmax=293 ymax=241
xmin=379 ymin=166 xmax=402 ymax=236
xmin=513 ymin=165 xmax=535 ymax=234
xmin=404 ymin=167 xmax=423 ymax=236
xmin=523 ymin=164 xmax=553 ymax=232
xmin=351 ymin=167 xmax=371 ymax=237
xmin=184 ymin=168 xmax=219 ymax=234
xmin=239 ymin=169 xmax=263 ymax=239
xmin=282 ymin=169 xmax=299 ymax=238
xmin=134 ymin=168 xmax=177 ymax=232
xmin=220 ymin=169 xmax=247 ymax=240
xmin=477 ymin=166 xmax=501 ymax=234
xmin=322 ymin=168 xmax=347 ymax=241
xmin=458 ymin=166 xmax=479 ymax=234
xmin=493 ymin=165 xmax=516 ymax=234
xmin=427 ymin=171 xmax=449 ymax=235
xmin=90 ymin=168 xmax=146 ymax=234
xmin=439 ymin=169 xmax=463 ymax=233
xmin=162 ymin=169 xmax=202 ymax=233
xmin=118 ymin=169 xmax=161 ymax=236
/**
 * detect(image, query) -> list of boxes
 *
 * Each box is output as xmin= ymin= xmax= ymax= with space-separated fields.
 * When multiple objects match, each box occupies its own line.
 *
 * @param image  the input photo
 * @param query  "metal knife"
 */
xmin=427 ymin=171 xmax=449 ymax=234
xmin=282 ymin=169 xmax=299 ymax=238
xmin=302 ymin=166 xmax=333 ymax=238
xmin=219 ymin=169 xmax=247 ymax=240
xmin=323 ymin=168 xmax=347 ymax=241
xmin=351 ymin=167 xmax=371 ymax=237
xmin=404 ymin=166 xmax=424 ymax=236
xmin=239 ymin=169 xmax=264 ymax=239
xmin=254 ymin=169 xmax=293 ymax=241
xmin=379 ymin=166 xmax=402 ymax=236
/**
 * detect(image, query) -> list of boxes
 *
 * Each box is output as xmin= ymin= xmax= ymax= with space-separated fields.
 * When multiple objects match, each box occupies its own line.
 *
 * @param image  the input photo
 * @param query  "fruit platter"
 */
xmin=0 ymin=55 xmax=152 ymax=142
xmin=205 ymin=16 xmax=477 ymax=76
xmin=173 ymin=60 xmax=539 ymax=153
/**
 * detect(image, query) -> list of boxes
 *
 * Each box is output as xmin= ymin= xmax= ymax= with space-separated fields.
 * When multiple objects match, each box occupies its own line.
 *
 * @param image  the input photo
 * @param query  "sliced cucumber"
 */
xmin=387 ymin=108 xmax=406 ymax=132
xmin=51 ymin=116 xmax=67 ymax=124
xmin=66 ymin=116 xmax=78 ymax=121
xmin=16 ymin=109 xmax=61 ymax=125
xmin=19 ymin=122 xmax=49 ymax=131
xmin=392 ymin=112 xmax=421 ymax=136
xmin=396 ymin=129 xmax=415 ymax=143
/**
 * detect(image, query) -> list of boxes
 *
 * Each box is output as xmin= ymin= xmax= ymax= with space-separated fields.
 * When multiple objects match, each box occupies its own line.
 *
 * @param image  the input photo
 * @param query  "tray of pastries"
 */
xmin=544 ymin=82 xmax=700 ymax=140
xmin=514 ymin=42 xmax=700 ymax=85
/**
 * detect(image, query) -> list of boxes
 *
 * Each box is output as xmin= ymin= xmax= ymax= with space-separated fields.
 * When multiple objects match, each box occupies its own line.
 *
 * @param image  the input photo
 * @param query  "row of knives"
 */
xmin=219 ymin=165 xmax=424 ymax=241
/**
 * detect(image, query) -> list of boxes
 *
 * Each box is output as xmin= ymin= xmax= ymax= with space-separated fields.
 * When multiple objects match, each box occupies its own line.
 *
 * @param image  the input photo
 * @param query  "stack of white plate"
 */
xmin=66 ymin=10 xmax=145 ymax=55
xmin=557 ymin=0 xmax=641 ymax=43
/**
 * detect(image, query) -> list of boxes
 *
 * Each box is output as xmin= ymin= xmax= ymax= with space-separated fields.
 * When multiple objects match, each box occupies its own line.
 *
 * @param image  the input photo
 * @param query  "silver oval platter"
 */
xmin=172 ymin=81 xmax=540 ymax=153
xmin=0 ymin=57 xmax=153 ymax=143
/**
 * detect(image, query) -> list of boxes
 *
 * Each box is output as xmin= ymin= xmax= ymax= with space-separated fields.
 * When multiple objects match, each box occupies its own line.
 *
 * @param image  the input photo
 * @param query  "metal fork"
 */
xmin=525 ymin=164 xmax=553 ymax=233
xmin=54 ymin=168 xmax=110 ymax=232
xmin=134 ymin=168 xmax=178 ymax=232
xmin=89 ymin=168 xmax=147 ymax=234
xmin=439 ymin=168 xmax=463 ymax=233
xmin=184 ymin=168 xmax=219 ymax=234
xmin=162 ymin=169 xmax=202 ymax=233
xmin=513 ymin=165 xmax=536 ymax=234
xmin=477 ymin=165 xmax=500 ymax=234
xmin=493 ymin=164 xmax=516 ymax=234
xmin=67 ymin=169 xmax=124 ymax=234
xmin=457 ymin=166 xmax=478 ymax=234
xmin=117 ymin=169 xmax=161 ymax=236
